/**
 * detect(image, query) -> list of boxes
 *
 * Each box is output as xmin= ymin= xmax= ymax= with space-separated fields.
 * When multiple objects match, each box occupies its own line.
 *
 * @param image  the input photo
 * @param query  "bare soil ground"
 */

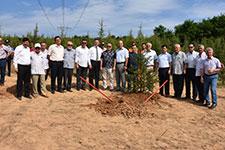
xmin=0 ymin=74 xmax=225 ymax=150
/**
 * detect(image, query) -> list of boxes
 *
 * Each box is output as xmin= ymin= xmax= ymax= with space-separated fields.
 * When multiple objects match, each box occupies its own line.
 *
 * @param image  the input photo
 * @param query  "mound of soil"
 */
xmin=86 ymin=93 xmax=169 ymax=118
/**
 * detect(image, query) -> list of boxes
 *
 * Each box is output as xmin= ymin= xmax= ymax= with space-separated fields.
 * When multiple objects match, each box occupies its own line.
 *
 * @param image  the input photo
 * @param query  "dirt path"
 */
xmin=0 ymin=74 xmax=225 ymax=150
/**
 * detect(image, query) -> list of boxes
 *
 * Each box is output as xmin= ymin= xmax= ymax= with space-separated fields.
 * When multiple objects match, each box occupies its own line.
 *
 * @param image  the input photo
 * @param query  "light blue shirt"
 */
xmin=116 ymin=47 xmax=129 ymax=63
xmin=202 ymin=57 xmax=221 ymax=75
xmin=63 ymin=48 xmax=76 ymax=69
xmin=157 ymin=52 xmax=172 ymax=68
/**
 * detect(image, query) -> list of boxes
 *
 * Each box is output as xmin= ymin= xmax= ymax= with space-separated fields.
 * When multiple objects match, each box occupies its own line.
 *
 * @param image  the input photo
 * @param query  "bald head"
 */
xmin=174 ymin=44 xmax=181 ymax=53
xmin=146 ymin=42 xmax=152 ymax=50
xmin=118 ymin=40 xmax=124 ymax=49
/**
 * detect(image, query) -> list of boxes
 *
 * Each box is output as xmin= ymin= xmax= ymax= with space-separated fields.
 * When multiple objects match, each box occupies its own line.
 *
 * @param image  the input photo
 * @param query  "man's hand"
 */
xmin=89 ymin=65 xmax=92 ymax=70
xmin=100 ymin=66 xmax=103 ymax=71
xmin=113 ymin=67 xmax=116 ymax=71
xmin=183 ymin=69 xmax=186 ymax=74
xmin=76 ymin=64 xmax=79 ymax=69
xmin=168 ymin=69 xmax=171 ymax=75
xmin=200 ymin=77 xmax=204 ymax=83
xmin=124 ymin=66 xmax=127 ymax=71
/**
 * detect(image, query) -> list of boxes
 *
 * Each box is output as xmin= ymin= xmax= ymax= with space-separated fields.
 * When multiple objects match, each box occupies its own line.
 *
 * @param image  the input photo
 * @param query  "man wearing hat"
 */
xmin=31 ymin=43 xmax=49 ymax=98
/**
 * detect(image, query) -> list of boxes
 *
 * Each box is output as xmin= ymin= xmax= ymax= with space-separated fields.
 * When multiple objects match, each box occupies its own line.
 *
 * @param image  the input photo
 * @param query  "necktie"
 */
xmin=96 ymin=46 xmax=98 ymax=61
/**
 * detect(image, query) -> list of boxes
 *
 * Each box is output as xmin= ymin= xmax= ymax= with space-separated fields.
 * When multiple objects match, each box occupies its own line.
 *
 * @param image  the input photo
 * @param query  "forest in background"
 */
xmin=1 ymin=14 xmax=225 ymax=84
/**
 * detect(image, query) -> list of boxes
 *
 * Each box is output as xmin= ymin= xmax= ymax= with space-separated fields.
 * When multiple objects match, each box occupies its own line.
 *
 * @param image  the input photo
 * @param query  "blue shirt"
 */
xmin=63 ymin=48 xmax=76 ymax=69
xmin=116 ymin=47 xmax=129 ymax=63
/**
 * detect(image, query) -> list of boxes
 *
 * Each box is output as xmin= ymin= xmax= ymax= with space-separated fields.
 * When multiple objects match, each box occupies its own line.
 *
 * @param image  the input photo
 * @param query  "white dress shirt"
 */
xmin=195 ymin=52 xmax=207 ymax=76
xmin=157 ymin=52 xmax=172 ymax=68
xmin=13 ymin=44 xmax=31 ymax=70
xmin=89 ymin=46 xmax=103 ymax=61
xmin=31 ymin=51 xmax=49 ymax=75
xmin=75 ymin=46 xmax=91 ymax=68
xmin=115 ymin=47 xmax=129 ymax=63
xmin=143 ymin=49 xmax=157 ymax=66
xmin=48 ymin=44 xmax=64 ymax=61
xmin=0 ymin=45 xmax=13 ymax=59
xmin=185 ymin=50 xmax=199 ymax=68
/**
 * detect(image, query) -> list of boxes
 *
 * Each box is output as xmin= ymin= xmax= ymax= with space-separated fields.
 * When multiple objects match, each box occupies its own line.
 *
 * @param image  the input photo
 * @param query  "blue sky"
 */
xmin=0 ymin=0 xmax=224 ymax=37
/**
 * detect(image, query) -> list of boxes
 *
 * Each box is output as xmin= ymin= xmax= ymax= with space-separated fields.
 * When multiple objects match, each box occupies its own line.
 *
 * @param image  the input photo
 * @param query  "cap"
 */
xmin=34 ymin=43 xmax=41 ymax=48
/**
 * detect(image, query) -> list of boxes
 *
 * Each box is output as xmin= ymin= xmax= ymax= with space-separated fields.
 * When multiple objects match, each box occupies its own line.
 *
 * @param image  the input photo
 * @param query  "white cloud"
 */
xmin=0 ymin=0 xmax=224 ymax=37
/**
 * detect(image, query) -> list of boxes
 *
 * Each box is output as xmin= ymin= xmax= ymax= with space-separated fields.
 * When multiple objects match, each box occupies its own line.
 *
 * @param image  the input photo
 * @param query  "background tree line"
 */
xmin=1 ymin=14 xmax=225 ymax=84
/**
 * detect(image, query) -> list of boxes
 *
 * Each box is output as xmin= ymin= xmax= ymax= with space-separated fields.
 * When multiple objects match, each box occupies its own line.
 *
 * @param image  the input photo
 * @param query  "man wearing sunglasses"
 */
xmin=75 ymin=39 xmax=91 ymax=91
xmin=63 ymin=41 xmax=76 ymax=92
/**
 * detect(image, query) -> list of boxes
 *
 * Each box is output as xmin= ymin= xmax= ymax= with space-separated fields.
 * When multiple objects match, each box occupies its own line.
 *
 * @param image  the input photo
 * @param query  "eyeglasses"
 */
xmin=67 ymin=44 xmax=73 ymax=46
xmin=189 ymin=47 xmax=194 ymax=48
xmin=82 ymin=42 xmax=87 ymax=44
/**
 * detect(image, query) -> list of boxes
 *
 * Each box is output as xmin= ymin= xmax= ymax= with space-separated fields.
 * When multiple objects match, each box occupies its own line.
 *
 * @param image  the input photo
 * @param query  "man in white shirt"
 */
xmin=13 ymin=38 xmax=32 ymax=100
xmin=31 ymin=43 xmax=48 ymax=98
xmin=156 ymin=45 xmax=172 ymax=96
xmin=48 ymin=36 xmax=64 ymax=94
xmin=143 ymin=42 xmax=157 ymax=70
xmin=4 ymin=39 xmax=14 ymax=77
xmin=115 ymin=40 xmax=129 ymax=92
xmin=89 ymin=39 xmax=103 ymax=89
xmin=194 ymin=44 xmax=207 ymax=104
xmin=75 ymin=39 xmax=91 ymax=91
xmin=0 ymin=38 xmax=13 ymax=85
xmin=40 ymin=42 xmax=49 ymax=80
xmin=185 ymin=44 xmax=199 ymax=100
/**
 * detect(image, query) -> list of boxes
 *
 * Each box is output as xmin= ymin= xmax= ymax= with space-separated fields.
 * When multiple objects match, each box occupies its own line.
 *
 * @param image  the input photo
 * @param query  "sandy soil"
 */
xmin=0 ymin=74 xmax=225 ymax=150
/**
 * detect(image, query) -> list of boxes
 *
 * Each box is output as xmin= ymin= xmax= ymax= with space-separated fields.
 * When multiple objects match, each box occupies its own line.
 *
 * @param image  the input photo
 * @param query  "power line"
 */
xmin=72 ymin=0 xmax=90 ymax=30
xmin=36 ymin=0 xmax=58 ymax=32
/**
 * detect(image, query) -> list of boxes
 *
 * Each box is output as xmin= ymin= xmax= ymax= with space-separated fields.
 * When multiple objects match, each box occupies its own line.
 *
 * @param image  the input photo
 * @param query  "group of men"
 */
xmin=0 ymin=36 xmax=223 ymax=109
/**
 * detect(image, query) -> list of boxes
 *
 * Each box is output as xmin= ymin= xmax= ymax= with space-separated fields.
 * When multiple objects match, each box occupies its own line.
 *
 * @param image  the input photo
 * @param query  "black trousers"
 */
xmin=17 ymin=64 xmax=31 ymax=97
xmin=50 ymin=61 xmax=63 ymax=92
xmin=7 ymin=57 xmax=12 ymax=76
xmin=173 ymin=74 xmax=184 ymax=98
xmin=89 ymin=60 xmax=101 ymax=89
xmin=196 ymin=76 xmax=204 ymax=101
xmin=77 ymin=66 xmax=88 ymax=90
xmin=159 ymin=68 xmax=170 ymax=96
xmin=0 ymin=59 xmax=7 ymax=84
xmin=63 ymin=68 xmax=73 ymax=90
xmin=185 ymin=68 xmax=197 ymax=99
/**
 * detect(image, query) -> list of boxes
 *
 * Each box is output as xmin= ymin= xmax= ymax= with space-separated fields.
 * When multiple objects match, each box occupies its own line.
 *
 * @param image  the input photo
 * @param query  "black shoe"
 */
xmin=67 ymin=89 xmax=73 ymax=92
xmin=209 ymin=103 xmax=217 ymax=109
xmin=77 ymin=88 xmax=80 ymax=91
xmin=17 ymin=97 xmax=22 ymax=101
xmin=58 ymin=89 xmax=64 ymax=93
xmin=51 ymin=90 xmax=55 ymax=94
xmin=81 ymin=87 xmax=86 ymax=91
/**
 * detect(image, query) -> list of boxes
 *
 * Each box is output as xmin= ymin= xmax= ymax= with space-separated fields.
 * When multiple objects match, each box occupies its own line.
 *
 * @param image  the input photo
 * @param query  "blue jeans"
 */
xmin=0 ymin=59 xmax=7 ymax=84
xmin=204 ymin=74 xmax=218 ymax=105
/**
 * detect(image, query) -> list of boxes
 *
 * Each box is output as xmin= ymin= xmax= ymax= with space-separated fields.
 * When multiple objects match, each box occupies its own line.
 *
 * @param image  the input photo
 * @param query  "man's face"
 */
xmin=41 ymin=43 xmax=47 ymax=50
xmin=162 ymin=47 xmax=167 ymax=53
xmin=142 ymin=44 xmax=146 ymax=50
xmin=174 ymin=45 xmax=180 ymax=53
xmin=207 ymin=50 xmax=213 ymax=58
xmin=94 ymin=40 xmax=100 ymax=46
xmin=55 ymin=38 xmax=61 ymax=45
xmin=198 ymin=46 xmax=204 ymax=53
xmin=146 ymin=43 xmax=152 ymax=50
xmin=188 ymin=44 xmax=194 ymax=52
xmin=118 ymin=41 xmax=123 ymax=48
xmin=81 ymin=41 xmax=87 ymax=48
xmin=23 ymin=41 xmax=30 ymax=48
xmin=67 ymin=42 xmax=73 ymax=49
xmin=35 ymin=47 xmax=41 ymax=53
xmin=107 ymin=44 xmax=112 ymax=50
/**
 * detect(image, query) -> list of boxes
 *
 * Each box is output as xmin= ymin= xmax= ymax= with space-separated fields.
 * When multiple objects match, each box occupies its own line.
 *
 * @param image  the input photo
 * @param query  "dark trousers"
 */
xmin=196 ymin=76 xmax=204 ymax=101
xmin=185 ymin=68 xmax=197 ymax=99
xmin=7 ymin=57 xmax=12 ymax=76
xmin=77 ymin=66 xmax=88 ymax=90
xmin=63 ymin=68 xmax=73 ymax=90
xmin=45 ymin=68 xmax=50 ymax=80
xmin=159 ymin=68 xmax=170 ymax=96
xmin=17 ymin=64 xmax=31 ymax=97
xmin=89 ymin=60 xmax=100 ymax=89
xmin=173 ymin=74 xmax=184 ymax=98
xmin=0 ymin=59 xmax=7 ymax=84
xmin=50 ymin=61 xmax=63 ymax=92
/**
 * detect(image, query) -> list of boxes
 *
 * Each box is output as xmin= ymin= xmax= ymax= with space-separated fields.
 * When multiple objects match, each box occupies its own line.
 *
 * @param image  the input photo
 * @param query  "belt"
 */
xmin=0 ymin=58 xmax=6 ymax=60
xmin=159 ymin=67 xmax=169 ymax=69
xmin=51 ymin=60 xmax=63 ymax=62
xmin=204 ymin=73 xmax=218 ymax=76
xmin=116 ymin=62 xmax=125 ymax=64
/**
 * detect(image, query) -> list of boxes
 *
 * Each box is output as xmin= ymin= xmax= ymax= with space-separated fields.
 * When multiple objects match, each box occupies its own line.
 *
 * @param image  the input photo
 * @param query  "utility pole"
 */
xmin=58 ymin=0 xmax=71 ymax=37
